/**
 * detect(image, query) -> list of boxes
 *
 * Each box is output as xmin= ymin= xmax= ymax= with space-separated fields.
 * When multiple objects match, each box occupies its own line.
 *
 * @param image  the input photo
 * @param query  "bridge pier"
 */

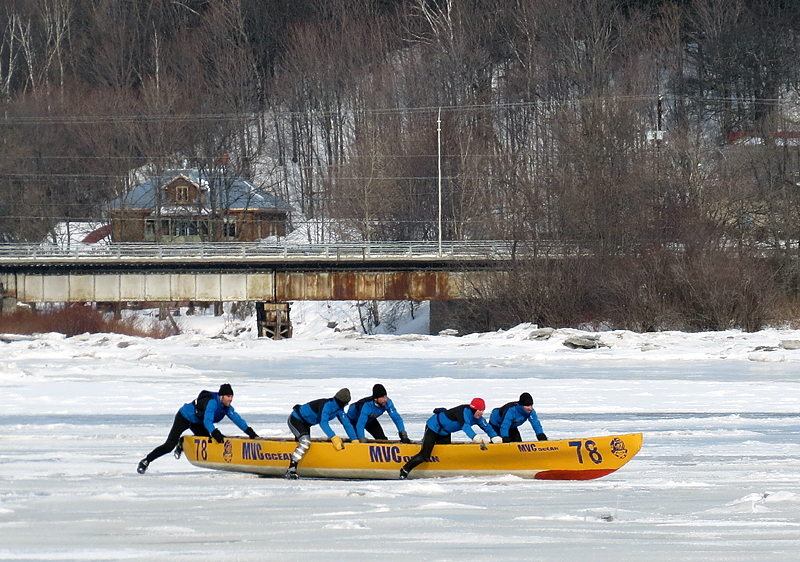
xmin=256 ymin=302 xmax=292 ymax=339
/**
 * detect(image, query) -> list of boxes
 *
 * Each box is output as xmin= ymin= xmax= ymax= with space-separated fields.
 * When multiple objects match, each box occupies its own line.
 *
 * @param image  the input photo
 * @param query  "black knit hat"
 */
xmin=334 ymin=388 xmax=351 ymax=404
xmin=519 ymin=392 xmax=533 ymax=406
xmin=219 ymin=383 xmax=234 ymax=396
xmin=372 ymin=384 xmax=387 ymax=399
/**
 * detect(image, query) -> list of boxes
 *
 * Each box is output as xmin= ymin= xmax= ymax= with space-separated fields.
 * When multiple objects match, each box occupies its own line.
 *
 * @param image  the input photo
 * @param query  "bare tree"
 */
xmin=9 ymin=0 xmax=72 ymax=98
xmin=1 ymin=7 xmax=22 ymax=104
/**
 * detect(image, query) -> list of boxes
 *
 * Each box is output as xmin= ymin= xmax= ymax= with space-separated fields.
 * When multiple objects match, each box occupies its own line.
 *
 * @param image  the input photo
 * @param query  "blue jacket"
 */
xmin=347 ymin=396 xmax=406 ymax=439
xmin=292 ymin=398 xmax=357 ymax=440
xmin=489 ymin=402 xmax=544 ymax=438
xmin=426 ymin=405 xmax=498 ymax=439
xmin=179 ymin=392 xmax=249 ymax=435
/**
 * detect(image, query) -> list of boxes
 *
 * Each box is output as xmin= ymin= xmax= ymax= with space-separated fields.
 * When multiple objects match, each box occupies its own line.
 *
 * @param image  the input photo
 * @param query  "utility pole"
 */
xmin=657 ymin=95 xmax=663 ymax=179
xmin=438 ymin=107 xmax=442 ymax=257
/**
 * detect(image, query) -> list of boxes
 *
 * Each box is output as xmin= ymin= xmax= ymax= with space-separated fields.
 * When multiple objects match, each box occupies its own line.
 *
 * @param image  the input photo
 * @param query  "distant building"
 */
xmin=110 ymin=169 xmax=292 ymax=242
xmin=726 ymin=130 xmax=800 ymax=146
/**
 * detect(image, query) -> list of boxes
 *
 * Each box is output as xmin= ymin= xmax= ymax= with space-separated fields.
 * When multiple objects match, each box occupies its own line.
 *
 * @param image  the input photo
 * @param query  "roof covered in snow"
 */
xmin=111 ymin=169 xmax=292 ymax=212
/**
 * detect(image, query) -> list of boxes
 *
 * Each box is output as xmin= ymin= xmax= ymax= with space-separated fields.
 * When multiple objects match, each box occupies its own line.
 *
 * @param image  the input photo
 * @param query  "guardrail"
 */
xmin=0 ymin=241 xmax=518 ymax=262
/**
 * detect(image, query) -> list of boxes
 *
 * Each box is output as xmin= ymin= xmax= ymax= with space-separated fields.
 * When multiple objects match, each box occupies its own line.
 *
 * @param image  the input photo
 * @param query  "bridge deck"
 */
xmin=0 ymin=241 xmax=514 ymax=266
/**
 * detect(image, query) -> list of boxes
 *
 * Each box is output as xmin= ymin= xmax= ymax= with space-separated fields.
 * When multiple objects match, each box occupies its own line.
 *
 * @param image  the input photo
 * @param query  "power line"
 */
xmin=0 ymin=95 xmax=796 ymax=125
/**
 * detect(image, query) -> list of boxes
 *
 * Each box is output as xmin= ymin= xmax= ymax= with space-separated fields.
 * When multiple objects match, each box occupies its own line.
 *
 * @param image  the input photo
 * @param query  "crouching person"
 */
xmin=489 ymin=392 xmax=547 ymax=443
xmin=399 ymin=398 xmax=500 ymax=479
xmin=347 ymin=384 xmax=411 ymax=443
xmin=285 ymin=388 xmax=357 ymax=479
xmin=137 ymin=383 xmax=259 ymax=474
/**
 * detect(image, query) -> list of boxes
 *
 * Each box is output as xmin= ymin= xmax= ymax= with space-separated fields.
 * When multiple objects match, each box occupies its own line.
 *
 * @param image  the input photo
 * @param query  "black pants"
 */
xmin=401 ymin=427 xmax=451 ymax=474
xmin=364 ymin=419 xmax=387 ymax=440
xmin=288 ymin=413 xmax=312 ymax=440
xmin=145 ymin=412 xmax=208 ymax=463
xmin=490 ymin=423 xmax=521 ymax=443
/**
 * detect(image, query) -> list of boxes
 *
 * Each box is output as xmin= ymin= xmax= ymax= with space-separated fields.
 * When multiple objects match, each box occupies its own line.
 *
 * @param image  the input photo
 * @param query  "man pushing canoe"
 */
xmin=399 ymin=398 xmax=500 ymax=479
xmin=285 ymin=388 xmax=357 ymax=479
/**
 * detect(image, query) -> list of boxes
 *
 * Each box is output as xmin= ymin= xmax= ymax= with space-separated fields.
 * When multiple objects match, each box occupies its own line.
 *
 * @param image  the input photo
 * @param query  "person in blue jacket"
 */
xmin=285 ymin=388 xmax=357 ymax=479
xmin=489 ymin=392 xmax=547 ymax=443
xmin=399 ymin=398 xmax=501 ymax=479
xmin=137 ymin=383 xmax=259 ymax=474
xmin=347 ymin=384 xmax=411 ymax=443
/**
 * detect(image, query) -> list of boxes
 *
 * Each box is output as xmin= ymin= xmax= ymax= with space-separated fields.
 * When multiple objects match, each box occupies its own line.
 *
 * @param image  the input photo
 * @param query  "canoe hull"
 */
xmin=182 ymin=432 xmax=642 ymax=480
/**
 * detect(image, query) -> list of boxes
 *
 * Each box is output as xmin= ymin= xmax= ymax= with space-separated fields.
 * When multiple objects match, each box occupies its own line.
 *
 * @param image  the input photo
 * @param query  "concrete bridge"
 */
xmin=0 ymin=241 xmax=511 ymax=304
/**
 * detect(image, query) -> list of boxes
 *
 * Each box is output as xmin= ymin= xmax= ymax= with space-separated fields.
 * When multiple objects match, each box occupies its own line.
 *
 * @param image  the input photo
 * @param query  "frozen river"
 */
xmin=2 ymin=320 xmax=800 ymax=561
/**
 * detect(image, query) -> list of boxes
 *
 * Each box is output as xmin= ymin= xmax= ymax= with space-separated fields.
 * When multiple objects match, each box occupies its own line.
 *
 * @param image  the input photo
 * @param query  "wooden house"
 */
xmin=110 ymin=169 xmax=292 ymax=242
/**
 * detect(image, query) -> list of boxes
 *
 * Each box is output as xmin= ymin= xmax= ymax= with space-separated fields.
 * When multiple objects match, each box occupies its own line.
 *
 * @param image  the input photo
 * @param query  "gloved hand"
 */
xmin=331 ymin=435 xmax=344 ymax=451
xmin=245 ymin=427 xmax=259 ymax=439
xmin=472 ymin=435 xmax=486 ymax=445
xmin=211 ymin=429 xmax=225 ymax=443
xmin=536 ymin=433 xmax=548 ymax=441
xmin=352 ymin=439 xmax=360 ymax=444
xmin=399 ymin=430 xmax=411 ymax=444
xmin=490 ymin=436 xmax=503 ymax=444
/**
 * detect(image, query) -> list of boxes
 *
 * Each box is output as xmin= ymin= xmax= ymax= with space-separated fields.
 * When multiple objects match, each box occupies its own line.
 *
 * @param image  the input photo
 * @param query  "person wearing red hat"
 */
xmin=399 ymin=398 xmax=500 ymax=479
xmin=489 ymin=392 xmax=547 ymax=443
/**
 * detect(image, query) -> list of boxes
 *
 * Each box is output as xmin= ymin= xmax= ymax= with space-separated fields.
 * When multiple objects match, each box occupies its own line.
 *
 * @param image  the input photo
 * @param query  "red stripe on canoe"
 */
xmin=535 ymin=469 xmax=617 ymax=480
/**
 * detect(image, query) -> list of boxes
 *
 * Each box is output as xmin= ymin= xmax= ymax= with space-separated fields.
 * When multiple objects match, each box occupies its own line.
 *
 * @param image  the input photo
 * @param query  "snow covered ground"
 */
xmin=2 ymin=302 xmax=800 ymax=561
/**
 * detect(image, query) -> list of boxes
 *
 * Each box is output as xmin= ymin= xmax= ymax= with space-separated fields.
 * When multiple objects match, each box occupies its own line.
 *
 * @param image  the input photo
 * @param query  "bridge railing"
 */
xmin=0 ymin=240 xmax=520 ymax=262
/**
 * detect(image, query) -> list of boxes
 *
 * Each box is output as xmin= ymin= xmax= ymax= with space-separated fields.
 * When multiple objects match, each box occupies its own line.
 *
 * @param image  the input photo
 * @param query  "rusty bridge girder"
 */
xmin=0 ymin=265 xmax=498 ymax=304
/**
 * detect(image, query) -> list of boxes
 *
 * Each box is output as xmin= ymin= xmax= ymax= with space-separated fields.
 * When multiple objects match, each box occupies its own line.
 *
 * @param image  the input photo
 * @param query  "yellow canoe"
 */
xmin=182 ymin=432 xmax=642 ymax=480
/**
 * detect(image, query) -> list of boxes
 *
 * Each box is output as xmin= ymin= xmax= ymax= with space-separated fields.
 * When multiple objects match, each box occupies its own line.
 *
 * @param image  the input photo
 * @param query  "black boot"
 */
xmin=173 ymin=439 xmax=183 ymax=459
xmin=284 ymin=461 xmax=299 ymax=480
xmin=137 ymin=459 xmax=149 ymax=474
xmin=399 ymin=466 xmax=410 ymax=480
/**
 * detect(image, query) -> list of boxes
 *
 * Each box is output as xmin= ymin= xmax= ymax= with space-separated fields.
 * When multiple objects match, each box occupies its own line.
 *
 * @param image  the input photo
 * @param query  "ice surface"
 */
xmin=1 ymin=303 xmax=800 ymax=560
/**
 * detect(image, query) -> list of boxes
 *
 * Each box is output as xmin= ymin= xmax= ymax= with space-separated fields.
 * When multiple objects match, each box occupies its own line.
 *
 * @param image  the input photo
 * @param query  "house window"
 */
xmin=176 ymin=186 xmax=189 ymax=202
xmin=144 ymin=218 xmax=176 ymax=239
xmin=174 ymin=220 xmax=197 ymax=237
xmin=223 ymin=218 xmax=237 ymax=238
